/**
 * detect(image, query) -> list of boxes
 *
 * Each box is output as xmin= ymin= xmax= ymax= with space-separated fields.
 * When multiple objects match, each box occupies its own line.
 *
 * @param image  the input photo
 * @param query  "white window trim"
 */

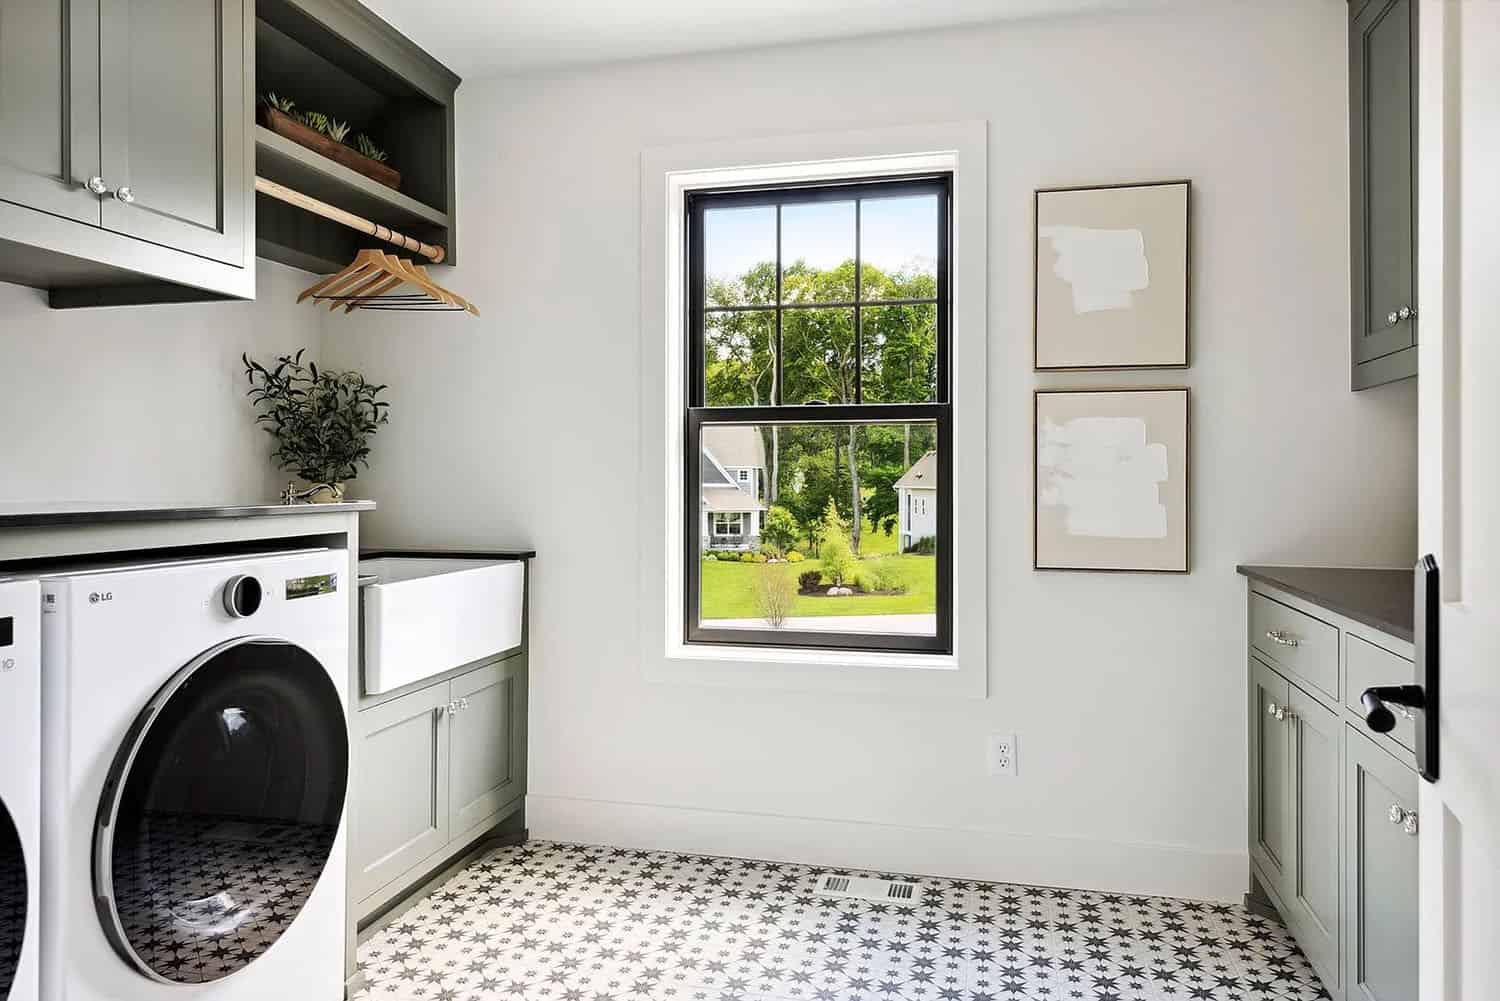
xmin=638 ymin=121 xmax=988 ymax=699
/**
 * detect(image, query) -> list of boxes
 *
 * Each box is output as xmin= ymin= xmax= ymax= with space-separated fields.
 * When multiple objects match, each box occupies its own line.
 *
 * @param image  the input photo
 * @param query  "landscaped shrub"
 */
xmin=714 ymin=551 xmax=741 ymax=562
xmin=786 ymin=551 xmax=805 ymax=563
xmin=905 ymin=535 xmax=938 ymax=555
xmin=739 ymin=552 xmax=758 ymax=563
xmin=817 ymin=499 xmax=856 ymax=585
xmin=869 ymin=564 xmax=907 ymax=594
xmin=753 ymin=565 xmax=796 ymax=628
xmin=798 ymin=570 xmax=823 ymax=592
xmin=761 ymin=505 xmax=800 ymax=554
xmin=760 ymin=542 xmax=782 ymax=560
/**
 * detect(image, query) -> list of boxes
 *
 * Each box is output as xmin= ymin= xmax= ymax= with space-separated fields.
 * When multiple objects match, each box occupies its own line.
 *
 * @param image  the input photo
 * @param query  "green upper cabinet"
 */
xmin=0 ymin=0 xmax=100 ymax=225
xmin=97 ymin=0 xmax=247 ymax=266
xmin=0 ymin=0 xmax=253 ymax=304
xmin=1350 ymin=0 xmax=1419 ymax=390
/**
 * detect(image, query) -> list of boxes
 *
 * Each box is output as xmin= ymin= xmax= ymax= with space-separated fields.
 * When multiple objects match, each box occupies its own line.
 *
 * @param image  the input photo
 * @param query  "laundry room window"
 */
xmin=684 ymin=175 xmax=953 ymax=655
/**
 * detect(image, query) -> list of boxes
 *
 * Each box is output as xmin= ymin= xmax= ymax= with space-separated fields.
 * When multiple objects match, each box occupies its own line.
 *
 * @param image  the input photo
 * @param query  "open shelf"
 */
xmin=256 ymin=126 xmax=448 ymax=231
xmin=252 ymin=0 xmax=459 ymax=273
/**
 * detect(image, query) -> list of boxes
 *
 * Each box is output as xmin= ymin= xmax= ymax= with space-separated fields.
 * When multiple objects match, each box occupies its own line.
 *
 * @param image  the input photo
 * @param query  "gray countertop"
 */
xmin=1237 ymin=564 xmax=1413 ymax=642
xmin=0 ymin=500 xmax=375 ymax=528
xmin=361 ymin=546 xmax=538 ymax=562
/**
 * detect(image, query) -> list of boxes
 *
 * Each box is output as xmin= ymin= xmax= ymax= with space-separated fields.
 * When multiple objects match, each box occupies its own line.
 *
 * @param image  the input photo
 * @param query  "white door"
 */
xmin=1416 ymin=2 xmax=1500 ymax=997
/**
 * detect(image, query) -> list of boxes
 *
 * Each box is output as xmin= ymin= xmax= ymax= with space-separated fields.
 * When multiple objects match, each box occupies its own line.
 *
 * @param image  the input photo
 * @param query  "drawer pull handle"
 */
xmin=1264 ymin=629 xmax=1300 ymax=648
xmin=1404 ymin=811 xmax=1419 ymax=836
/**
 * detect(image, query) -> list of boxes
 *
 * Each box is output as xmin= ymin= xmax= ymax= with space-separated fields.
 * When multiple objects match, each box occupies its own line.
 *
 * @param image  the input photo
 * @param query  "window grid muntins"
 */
xmin=693 ymin=176 xmax=949 ymax=412
xmin=686 ymin=174 xmax=953 ymax=655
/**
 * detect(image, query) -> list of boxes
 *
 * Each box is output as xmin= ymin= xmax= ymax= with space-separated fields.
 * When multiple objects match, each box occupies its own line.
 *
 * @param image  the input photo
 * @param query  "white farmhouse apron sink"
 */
xmin=358 ymin=558 xmax=524 ymax=695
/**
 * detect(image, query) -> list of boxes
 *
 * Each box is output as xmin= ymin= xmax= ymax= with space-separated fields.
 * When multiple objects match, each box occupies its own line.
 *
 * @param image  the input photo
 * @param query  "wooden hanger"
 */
xmin=297 ymin=249 xmax=479 ymax=316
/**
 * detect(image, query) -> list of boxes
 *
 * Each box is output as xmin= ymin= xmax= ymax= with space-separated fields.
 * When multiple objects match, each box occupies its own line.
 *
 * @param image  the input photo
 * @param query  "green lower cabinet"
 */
xmin=1344 ymin=726 xmax=1419 ymax=1001
xmin=448 ymin=656 xmax=527 ymax=841
xmin=1250 ymin=658 xmax=1293 ymax=895
xmin=352 ymin=651 xmax=529 ymax=922
xmin=352 ymin=682 xmax=451 ymax=904
xmin=1286 ymin=687 xmax=1342 ymax=992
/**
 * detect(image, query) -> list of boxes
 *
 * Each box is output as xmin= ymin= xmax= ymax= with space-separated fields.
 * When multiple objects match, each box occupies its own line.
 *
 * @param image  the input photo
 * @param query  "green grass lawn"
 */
xmin=700 ymin=551 xmax=936 ymax=620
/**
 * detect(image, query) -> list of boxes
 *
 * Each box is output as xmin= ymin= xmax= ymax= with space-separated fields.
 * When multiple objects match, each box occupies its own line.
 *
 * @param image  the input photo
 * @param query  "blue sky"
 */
xmin=705 ymin=194 xmax=937 ymax=286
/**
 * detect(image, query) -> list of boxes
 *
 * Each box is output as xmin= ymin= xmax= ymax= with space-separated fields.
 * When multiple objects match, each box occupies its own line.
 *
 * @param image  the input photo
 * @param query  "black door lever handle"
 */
xmin=1361 ymin=684 xmax=1426 ymax=734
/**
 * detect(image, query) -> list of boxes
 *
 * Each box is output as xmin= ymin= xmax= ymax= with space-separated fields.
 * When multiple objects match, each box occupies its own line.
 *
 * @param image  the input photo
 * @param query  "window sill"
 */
xmin=649 ymin=639 xmax=981 ymax=699
xmin=668 ymin=641 xmax=958 ymax=672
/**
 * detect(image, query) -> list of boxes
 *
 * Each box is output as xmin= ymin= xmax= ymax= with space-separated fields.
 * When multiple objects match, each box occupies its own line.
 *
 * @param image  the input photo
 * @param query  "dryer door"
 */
xmin=94 ymin=637 xmax=349 ymax=984
xmin=0 ymin=801 xmax=24 ymax=999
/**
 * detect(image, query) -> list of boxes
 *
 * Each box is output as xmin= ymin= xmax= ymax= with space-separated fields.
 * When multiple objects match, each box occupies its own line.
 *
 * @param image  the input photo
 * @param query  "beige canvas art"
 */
xmin=1034 ymin=181 xmax=1190 ymax=369
xmin=1034 ymin=388 xmax=1189 ymax=572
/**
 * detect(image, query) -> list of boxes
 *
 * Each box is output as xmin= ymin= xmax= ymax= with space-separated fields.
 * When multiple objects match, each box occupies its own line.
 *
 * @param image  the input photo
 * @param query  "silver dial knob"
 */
xmin=84 ymin=176 xmax=109 ymax=195
xmin=1388 ymin=804 xmax=1407 ymax=825
xmin=1267 ymin=701 xmax=1281 ymax=717
xmin=115 ymin=186 xmax=136 ymax=205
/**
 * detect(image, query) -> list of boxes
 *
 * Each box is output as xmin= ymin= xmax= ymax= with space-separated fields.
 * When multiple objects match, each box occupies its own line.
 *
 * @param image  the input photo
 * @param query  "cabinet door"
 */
xmin=0 ymin=0 xmax=100 ymax=223
xmin=1286 ymin=686 xmax=1342 ymax=990
xmin=1249 ymin=658 xmax=1293 ymax=896
xmin=1350 ymin=0 xmax=1418 ymax=385
xmin=352 ymin=683 xmax=450 ymax=904
xmin=97 ymin=0 xmax=247 ymax=265
xmin=1345 ymin=726 xmax=1418 ymax=1001
xmin=449 ymin=655 xmax=526 ymax=840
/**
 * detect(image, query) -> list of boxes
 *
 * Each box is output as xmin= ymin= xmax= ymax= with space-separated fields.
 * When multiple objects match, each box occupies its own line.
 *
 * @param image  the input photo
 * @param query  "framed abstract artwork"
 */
xmin=1033 ymin=180 xmax=1190 ymax=370
xmin=1034 ymin=387 xmax=1189 ymax=573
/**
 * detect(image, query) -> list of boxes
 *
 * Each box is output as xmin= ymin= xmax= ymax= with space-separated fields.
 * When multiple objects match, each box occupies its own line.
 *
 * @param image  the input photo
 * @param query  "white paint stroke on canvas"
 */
xmin=1038 ymin=416 xmax=1169 ymax=538
xmin=1039 ymin=225 xmax=1149 ymax=313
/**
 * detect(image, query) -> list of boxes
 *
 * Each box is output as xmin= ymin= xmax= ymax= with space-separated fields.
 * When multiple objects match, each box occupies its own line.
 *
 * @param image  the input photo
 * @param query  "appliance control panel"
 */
xmin=0 ymin=579 xmax=39 ymax=680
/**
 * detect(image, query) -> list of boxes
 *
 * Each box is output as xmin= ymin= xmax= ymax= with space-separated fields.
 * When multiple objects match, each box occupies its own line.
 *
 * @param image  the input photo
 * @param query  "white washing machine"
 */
xmin=40 ymin=550 xmax=349 ymax=1001
xmin=0 ymin=579 xmax=40 ymax=1001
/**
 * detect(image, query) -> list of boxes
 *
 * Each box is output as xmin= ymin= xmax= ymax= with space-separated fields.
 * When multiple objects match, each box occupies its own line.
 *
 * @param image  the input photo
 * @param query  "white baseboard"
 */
xmin=526 ymin=794 xmax=1247 ymax=903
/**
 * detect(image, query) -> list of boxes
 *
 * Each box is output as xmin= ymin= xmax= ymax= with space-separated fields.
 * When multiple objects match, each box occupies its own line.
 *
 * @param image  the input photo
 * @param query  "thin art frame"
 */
xmin=1033 ymin=386 xmax=1190 ymax=573
xmin=1033 ymin=180 xmax=1191 ymax=371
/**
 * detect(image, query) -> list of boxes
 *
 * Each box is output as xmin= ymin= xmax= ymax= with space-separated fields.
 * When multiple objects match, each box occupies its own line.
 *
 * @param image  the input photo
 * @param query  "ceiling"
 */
xmin=360 ymin=0 xmax=1151 ymax=78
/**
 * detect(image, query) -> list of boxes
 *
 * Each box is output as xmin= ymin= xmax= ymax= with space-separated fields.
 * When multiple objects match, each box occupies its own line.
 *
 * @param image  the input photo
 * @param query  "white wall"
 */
xmin=0 ymin=261 xmax=325 ymax=505
xmin=324 ymin=2 xmax=1419 ymax=900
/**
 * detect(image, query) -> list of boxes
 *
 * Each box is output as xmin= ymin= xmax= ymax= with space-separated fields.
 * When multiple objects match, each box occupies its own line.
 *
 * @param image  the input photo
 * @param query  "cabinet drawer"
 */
xmin=1250 ymin=592 xmax=1339 ymax=698
xmin=1346 ymin=634 xmax=1416 ymax=754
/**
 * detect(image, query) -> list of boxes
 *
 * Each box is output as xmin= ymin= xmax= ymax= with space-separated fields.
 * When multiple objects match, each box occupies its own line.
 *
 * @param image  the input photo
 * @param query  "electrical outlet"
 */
xmin=987 ymin=732 xmax=1018 ymax=777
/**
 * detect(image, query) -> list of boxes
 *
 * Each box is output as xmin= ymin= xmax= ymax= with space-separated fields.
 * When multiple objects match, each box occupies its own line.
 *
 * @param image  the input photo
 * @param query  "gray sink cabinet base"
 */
xmin=352 ymin=649 xmax=528 ymax=923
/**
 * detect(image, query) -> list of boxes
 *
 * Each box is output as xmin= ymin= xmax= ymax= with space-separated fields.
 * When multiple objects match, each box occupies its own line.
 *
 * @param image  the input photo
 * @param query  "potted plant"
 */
xmin=258 ymin=93 xmax=402 ymax=191
xmin=242 ymin=349 xmax=390 ymax=503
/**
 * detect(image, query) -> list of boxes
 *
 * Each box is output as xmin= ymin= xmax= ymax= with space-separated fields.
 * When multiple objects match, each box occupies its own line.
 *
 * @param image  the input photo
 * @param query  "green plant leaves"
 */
xmin=242 ymin=350 xmax=390 ymax=485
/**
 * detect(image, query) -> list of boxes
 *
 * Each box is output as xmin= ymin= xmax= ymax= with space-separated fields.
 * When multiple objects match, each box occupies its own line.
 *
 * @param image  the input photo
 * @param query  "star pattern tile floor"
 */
xmin=357 ymin=841 xmax=1328 ymax=1001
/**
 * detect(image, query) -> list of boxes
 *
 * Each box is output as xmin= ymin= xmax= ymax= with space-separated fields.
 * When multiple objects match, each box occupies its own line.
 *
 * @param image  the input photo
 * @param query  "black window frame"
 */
xmin=684 ymin=173 xmax=954 ymax=655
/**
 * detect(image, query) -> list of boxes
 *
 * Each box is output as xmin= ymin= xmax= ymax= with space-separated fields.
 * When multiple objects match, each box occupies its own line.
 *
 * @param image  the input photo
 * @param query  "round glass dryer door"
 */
xmin=0 ymin=801 xmax=25 ymax=999
xmin=95 ymin=638 xmax=348 ymax=984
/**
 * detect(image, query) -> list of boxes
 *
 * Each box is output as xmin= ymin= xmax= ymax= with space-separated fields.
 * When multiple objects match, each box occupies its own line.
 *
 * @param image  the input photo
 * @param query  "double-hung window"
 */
xmin=684 ymin=175 xmax=953 ymax=654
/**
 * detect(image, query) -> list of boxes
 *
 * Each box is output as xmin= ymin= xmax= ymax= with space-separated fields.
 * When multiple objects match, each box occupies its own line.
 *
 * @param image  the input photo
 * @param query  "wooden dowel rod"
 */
xmin=254 ymin=175 xmax=446 ymax=264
